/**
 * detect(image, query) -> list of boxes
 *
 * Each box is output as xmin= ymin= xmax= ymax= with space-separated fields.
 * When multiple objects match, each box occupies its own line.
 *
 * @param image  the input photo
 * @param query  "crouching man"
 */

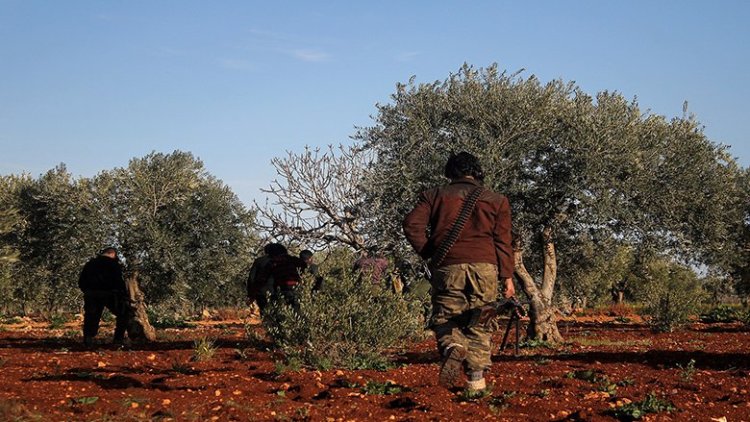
xmin=402 ymin=152 xmax=514 ymax=392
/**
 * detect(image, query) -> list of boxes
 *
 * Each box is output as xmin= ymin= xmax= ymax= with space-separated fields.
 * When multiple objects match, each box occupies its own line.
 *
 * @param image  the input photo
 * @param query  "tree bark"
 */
xmin=124 ymin=271 xmax=156 ymax=342
xmin=514 ymin=242 xmax=563 ymax=343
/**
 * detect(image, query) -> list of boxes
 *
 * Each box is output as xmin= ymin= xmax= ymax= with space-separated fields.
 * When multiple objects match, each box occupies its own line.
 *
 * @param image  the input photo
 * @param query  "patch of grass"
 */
xmin=170 ymin=362 xmax=195 ymax=375
xmin=565 ymin=369 xmax=619 ymax=395
xmin=532 ymin=388 xmax=550 ymax=398
xmin=192 ymin=337 xmax=217 ymax=362
xmin=234 ymin=348 xmax=249 ymax=361
xmin=608 ymin=393 xmax=675 ymax=421
xmin=569 ymin=337 xmax=652 ymax=348
xmin=48 ymin=314 xmax=69 ymax=330
xmin=677 ymin=359 xmax=697 ymax=382
xmin=148 ymin=309 xmax=190 ymax=329
xmin=488 ymin=391 xmax=516 ymax=414
xmin=565 ymin=369 xmax=599 ymax=382
xmin=69 ymin=396 xmax=99 ymax=406
xmin=361 ymin=380 xmax=407 ymax=395
xmin=534 ymin=357 xmax=551 ymax=366
xmin=700 ymin=305 xmax=739 ymax=323
xmin=457 ymin=383 xmax=494 ymax=402
xmin=519 ymin=339 xmax=556 ymax=349
xmin=273 ymin=357 xmax=303 ymax=375
xmin=348 ymin=354 xmax=393 ymax=371
xmin=1 ymin=316 xmax=23 ymax=324
xmin=617 ymin=378 xmax=635 ymax=387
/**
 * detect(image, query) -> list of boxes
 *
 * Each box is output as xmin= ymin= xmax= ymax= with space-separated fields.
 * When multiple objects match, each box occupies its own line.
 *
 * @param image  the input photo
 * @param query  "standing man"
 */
xmin=247 ymin=244 xmax=274 ymax=312
xmin=256 ymin=243 xmax=307 ymax=306
xmin=78 ymin=247 xmax=129 ymax=346
xmin=403 ymin=152 xmax=514 ymax=392
xmin=299 ymin=249 xmax=324 ymax=291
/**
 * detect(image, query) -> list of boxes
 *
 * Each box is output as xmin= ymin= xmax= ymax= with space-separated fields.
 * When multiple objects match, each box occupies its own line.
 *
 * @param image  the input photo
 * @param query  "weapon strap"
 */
xmin=430 ymin=186 xmax=484 ymax=268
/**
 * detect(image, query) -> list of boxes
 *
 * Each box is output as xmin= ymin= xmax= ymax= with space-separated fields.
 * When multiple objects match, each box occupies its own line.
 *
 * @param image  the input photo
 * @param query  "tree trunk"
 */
xmin=514 ymin=230 xmax=563 ymax=344
xmin=124 ymin=272 xmax=156 ymax=342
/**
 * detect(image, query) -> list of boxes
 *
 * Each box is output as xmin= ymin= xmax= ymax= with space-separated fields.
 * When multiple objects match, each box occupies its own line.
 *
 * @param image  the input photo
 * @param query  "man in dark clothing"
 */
xmin=247 ymin=244 xmax=275 ymax=312
xmin=403 ymin=152 xmax=514 ymax=392
xmin=299 ymin=249 xmax=324 ymax=291
xmin=256 ymin=243 xmax=307 ymax=306
xmin=78 ymin=247 xmax=129 ymax=346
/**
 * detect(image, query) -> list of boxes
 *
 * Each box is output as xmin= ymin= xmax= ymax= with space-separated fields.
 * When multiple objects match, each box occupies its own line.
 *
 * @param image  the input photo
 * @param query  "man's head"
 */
xmin=265 ymin=243 xmax=287 ymax=257
xmin=444 ymin=152 xmax=484 ymax=182
xmin=99 ymin=247 xmax=118 ymax=259
xmin=299 ymin=249 xmax=314 ymax=264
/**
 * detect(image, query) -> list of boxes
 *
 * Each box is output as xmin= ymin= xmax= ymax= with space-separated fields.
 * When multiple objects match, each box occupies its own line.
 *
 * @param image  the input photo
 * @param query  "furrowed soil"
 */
xmin=1 ymin=313 xmax=749 ymax=421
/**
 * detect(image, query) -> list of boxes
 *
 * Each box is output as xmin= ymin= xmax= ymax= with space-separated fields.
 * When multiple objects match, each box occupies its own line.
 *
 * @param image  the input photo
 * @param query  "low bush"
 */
xmin=608 ymin=393 xmax=675 ymax=421
xmin=262 ymin=263 xmax=424 ymax=370
xmin=700 ymin=305 xmax=739 ymax=323
xmin=638 ymin=261 xmax=706 ymax=332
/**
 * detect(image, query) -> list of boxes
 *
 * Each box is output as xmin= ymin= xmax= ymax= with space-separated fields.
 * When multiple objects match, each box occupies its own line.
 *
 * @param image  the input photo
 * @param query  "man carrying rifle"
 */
xmin=403 ymin=152 xmax=514 ymax=393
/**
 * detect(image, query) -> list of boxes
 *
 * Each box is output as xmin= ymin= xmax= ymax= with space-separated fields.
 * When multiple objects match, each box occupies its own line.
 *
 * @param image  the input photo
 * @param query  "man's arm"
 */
xmin=402 ymin=191 xmax=432 ymax=258
xmin=493 ymin=196 xmax=514 ymax=279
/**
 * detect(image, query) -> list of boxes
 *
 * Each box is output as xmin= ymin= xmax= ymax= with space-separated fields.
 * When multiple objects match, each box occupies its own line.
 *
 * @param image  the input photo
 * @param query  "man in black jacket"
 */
xmin=78 ymin=247 xmax=129 ymax=346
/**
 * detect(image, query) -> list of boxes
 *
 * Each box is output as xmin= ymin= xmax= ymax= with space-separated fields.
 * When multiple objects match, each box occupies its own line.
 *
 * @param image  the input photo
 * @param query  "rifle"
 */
xmin=452 ymin=296 xmax=527 ymax=355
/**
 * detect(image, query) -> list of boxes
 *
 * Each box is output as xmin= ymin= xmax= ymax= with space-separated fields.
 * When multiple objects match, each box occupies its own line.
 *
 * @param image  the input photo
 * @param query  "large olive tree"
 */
xmin=357 ymin=64 xmax=744 ymax=342
xmin=95 ymin=151 xmax=258 ymax=312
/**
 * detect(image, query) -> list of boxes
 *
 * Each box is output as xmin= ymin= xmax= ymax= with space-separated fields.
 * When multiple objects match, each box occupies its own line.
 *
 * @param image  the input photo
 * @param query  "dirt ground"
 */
xmin=0 ymin=314 xmax=748 ymax=422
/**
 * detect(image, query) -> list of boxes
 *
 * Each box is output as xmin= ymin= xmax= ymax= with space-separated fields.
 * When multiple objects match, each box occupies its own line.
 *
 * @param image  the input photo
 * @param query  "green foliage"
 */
xmin=69 ymin=396 xmax=99 ymax=406
xmin=608 ymin=393 xmax=675 ymax=421
xmin=457 ymin=384 xmax=494 ymax=401
xmin=353 ymin=63 xmax=745 ymax=341
xmin=146 ymin=308 xmax=190 ymax=329
xmin=742 ymin=308 xmax=750 ymax=325
xmin=0 ymin=151 xmax=259 ymax=315
xmin=192 ymin=337 xmax=217 ymax=362
xmin=639 ymin=260 xmax=706 ymax=332
xmin=262 ymin=261 xmax=423 ymax=370
xmin=273 ymin=357 xmax=303 ymax=375
xmin=677 ymin=359 xmax=697 ymax=382
xmin=47 ymin=314 xmax=69 ymax=330
xmin=700 ymin=304 xmax=740 ymax=323
xmin=361 ymin=380 xmax=407 ymax=395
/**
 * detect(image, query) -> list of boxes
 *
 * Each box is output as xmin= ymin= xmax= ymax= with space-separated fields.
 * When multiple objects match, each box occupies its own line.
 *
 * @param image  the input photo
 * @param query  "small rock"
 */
xmin=162 ymin=399 xmax=171 ymax=406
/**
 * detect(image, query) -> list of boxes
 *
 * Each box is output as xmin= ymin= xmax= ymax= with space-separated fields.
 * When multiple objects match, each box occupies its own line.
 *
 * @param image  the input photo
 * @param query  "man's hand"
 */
xmin=501 ymin=277 xmax=515 ymax=299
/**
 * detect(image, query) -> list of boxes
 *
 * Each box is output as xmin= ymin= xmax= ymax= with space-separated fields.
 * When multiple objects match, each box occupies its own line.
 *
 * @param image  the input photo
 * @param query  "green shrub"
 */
xmin=147 ymin=308 xmax=190 ymax=329
xmin=639 ymin=261 xmax=706 ymax=332
xmin=192 ymin=337 xmax=217 ymax=362
xmin=739 ymin=308 xmax=750 ymax=326
xmin=700 ymin=305 xmax=739 ymax=323
xmin=262 ymin=263 xmax=423 ymax=370
xmin=608 ymin=393 xmax=675 ymax=421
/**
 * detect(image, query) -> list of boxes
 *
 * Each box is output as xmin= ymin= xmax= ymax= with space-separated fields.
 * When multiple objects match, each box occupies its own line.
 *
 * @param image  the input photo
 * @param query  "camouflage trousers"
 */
xmin=430 ymin=262 xmax=498 ymax=372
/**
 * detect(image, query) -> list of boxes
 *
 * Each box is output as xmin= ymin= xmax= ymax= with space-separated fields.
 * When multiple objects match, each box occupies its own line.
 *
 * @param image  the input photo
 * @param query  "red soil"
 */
xmin=0 ymin=316 xmax=748 ymax=421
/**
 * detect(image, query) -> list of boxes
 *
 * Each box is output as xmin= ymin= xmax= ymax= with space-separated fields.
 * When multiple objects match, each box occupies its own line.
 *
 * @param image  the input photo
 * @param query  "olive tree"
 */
xmin=96 ymin=151 xmax=258 ymax=313
xmin=357 ymin=64 xmax=744 ymax=342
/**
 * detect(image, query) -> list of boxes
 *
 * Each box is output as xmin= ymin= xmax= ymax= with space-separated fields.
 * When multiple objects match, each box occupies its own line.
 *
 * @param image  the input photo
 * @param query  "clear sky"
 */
xmin=1 ymin=1 xmax=748 ymax=205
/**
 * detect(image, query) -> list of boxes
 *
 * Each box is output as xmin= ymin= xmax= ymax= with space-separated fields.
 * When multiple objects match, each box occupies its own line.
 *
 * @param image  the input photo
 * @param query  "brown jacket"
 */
xmin=402 ymin=178 xmax=514 ymax=278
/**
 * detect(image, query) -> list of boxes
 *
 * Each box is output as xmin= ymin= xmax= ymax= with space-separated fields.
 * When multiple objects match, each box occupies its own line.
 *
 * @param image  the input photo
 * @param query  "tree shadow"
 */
xmin=489 ymin=349 xmax=750 ymax=371
xmin=24 ymin=367 xmax=208 ymax=391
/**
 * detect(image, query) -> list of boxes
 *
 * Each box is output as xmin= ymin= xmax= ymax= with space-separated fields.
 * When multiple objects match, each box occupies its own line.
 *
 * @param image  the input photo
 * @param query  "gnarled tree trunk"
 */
xmin=514 ymin=227 xmax=563 ymax=343
xmin=125 ymin=271 xmax=156 ymax=342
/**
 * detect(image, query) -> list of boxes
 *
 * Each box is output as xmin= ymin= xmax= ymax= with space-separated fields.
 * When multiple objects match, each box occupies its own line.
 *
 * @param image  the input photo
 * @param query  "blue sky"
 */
xmin=1 ymin=1 xmax=748 ymax=205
